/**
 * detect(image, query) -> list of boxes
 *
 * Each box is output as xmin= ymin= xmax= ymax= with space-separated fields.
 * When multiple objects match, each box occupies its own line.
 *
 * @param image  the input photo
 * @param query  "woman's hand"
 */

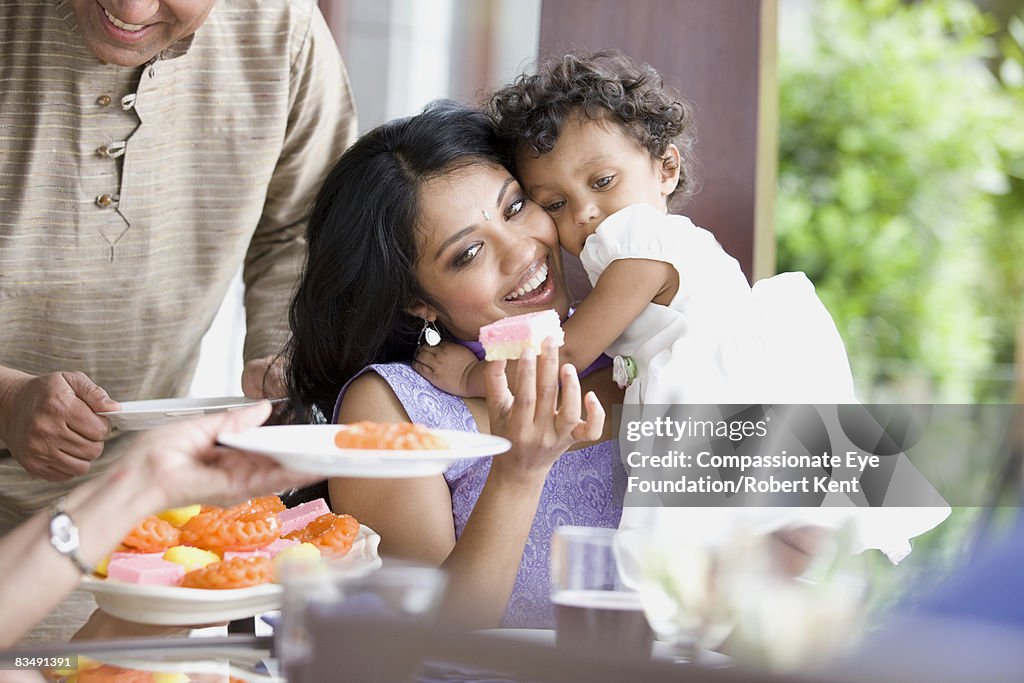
xmin=483 ymin=337 xmax=604 ymax=481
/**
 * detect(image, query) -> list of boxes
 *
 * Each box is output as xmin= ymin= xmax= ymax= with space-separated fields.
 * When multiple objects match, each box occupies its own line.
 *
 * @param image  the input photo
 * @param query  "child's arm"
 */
xmin=415 ymin=342 xmax=489 ymax=397
xmin=560 ymin=257 xmax=678 ymax=371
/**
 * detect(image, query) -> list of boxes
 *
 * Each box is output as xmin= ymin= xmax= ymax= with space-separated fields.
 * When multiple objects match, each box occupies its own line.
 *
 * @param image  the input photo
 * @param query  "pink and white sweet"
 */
xmin=278 ymin=498 xmax=332 ymax=536
xmin=106 ymin=555 xmax=185 ymax=586
xmin=477 ymin=309 xmax=564 ymax=361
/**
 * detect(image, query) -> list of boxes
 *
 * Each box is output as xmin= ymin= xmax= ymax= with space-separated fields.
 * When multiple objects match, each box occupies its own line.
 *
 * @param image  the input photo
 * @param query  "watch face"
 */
xmin=50 ymin=513 xmax=79 ymax=554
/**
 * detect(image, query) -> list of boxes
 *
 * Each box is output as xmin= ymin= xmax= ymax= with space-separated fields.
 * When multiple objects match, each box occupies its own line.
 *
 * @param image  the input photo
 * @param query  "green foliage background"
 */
xmin=776 ymin=0 xmax=1024 ymax=403
xmin=776 ymin=0 xmax=1024 ymax=623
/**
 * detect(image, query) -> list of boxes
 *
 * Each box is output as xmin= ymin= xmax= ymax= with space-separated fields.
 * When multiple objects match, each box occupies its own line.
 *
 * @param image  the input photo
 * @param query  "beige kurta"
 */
xmin=0 ymin=0 xmax=357 ymax=529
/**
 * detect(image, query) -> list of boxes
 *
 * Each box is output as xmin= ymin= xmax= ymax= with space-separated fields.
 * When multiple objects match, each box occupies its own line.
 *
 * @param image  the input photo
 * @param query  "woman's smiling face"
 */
xmin=411 ymin=162 xmax=570 ymax=341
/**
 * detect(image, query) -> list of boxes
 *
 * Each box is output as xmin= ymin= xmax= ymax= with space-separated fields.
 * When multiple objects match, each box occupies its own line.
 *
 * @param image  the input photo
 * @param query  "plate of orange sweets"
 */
xmin=217 ymin=421 xmax=511 ymax=478
xmin=81 ymin=495 xmax=380 ymax=625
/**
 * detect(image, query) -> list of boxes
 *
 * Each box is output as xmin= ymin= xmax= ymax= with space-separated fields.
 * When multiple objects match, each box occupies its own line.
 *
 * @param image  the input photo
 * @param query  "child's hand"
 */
xmin=414 ymin=342 xmax=483 ymax=397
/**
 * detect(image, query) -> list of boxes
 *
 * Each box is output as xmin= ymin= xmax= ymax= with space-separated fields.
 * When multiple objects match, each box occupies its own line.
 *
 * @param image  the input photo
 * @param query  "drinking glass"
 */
xmin=279 ymin=559 xmax=447 ymax=683
xmin=550 ymin=526 xmax=655 ymax=659
xmin=614 ymin=526 xmax=739 ymax=664
xmin=616 ymin=516 xmax=867 ymax=671
xmin=726 ymin=526 xmax=868 ymax=673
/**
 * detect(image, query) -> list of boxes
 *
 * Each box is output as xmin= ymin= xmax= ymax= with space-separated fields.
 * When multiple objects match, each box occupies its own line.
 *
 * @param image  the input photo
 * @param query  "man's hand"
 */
xmin=241 ymin=355 xmax=288 ymax=399
xmin=0 ymin=370 xmax=119 ymax=481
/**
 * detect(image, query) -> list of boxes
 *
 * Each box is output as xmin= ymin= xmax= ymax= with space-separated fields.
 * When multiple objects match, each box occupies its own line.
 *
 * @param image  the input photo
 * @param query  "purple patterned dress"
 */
xmin=334 ymin=362 xmax=627 ymax=627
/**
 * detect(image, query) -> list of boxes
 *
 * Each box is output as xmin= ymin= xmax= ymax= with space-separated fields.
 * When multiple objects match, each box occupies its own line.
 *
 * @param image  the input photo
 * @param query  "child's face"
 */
xmin=516 ymin=115 xmax=680 ymax=256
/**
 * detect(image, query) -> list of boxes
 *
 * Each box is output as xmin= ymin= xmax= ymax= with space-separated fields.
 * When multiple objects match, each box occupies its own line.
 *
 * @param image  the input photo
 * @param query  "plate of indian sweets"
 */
xmin=217 ymin=421 xmax=511 ymax=478
xmin=80 ymin=495 xmax=380 ymax=625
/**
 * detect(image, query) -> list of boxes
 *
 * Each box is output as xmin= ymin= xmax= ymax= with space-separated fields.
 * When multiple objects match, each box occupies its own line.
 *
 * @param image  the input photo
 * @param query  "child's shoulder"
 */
xmin=582 ymin=205 xmax=709 ymax=275
xmin=600 ymin=203 xmax=702 ymax=232
xmin=595 ymin=204 xmax=715 ymax=248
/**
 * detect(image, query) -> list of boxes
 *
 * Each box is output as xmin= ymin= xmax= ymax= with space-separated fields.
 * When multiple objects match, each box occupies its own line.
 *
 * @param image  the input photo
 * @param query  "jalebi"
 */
xmin=120 ymin=516 xmax=180 ymax=553
xmin=284 ymin=513 xmax=359 ymax=556
xmin=181 ymin=556 xmax=274 ymax=589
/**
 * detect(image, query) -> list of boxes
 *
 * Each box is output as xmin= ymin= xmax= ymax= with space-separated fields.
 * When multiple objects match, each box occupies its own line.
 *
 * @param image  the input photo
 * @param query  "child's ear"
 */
xmin=659 ymin=144 xmax=682 ymax=197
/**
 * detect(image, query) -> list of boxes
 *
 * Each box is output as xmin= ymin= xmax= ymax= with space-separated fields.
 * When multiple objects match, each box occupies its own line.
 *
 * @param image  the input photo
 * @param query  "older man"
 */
xmin=0 ymin=0 xmax=357 ymax=639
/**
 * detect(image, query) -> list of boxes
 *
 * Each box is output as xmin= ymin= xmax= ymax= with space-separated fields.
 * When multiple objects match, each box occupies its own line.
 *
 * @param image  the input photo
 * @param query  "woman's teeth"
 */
xmin=104 ymin=8 xmax=146 ymax=31
xmin=506 ymin=262 xmax=549 ymax=301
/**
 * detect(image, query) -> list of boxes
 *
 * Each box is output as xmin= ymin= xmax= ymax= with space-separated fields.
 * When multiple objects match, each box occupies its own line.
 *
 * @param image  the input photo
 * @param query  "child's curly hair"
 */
xmin=487 ymin=49 xmax=698 ymax=206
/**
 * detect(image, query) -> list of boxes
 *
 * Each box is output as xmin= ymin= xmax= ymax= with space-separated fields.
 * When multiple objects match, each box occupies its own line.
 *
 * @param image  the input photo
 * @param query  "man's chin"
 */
xmin=86 ymin=44 xmax=156 ymax=67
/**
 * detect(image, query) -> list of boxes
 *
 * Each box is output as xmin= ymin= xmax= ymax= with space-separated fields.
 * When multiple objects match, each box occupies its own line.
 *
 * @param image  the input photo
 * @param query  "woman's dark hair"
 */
xmin=284 ymin=100 xmax=506 ymax=423
xmin=487 ymin=49 xmax=698 ymax=206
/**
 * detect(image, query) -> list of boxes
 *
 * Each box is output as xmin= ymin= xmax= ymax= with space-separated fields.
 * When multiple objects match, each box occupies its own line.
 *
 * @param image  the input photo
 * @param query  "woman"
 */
xmin=285 ymin=101 xmax=626 ymax=629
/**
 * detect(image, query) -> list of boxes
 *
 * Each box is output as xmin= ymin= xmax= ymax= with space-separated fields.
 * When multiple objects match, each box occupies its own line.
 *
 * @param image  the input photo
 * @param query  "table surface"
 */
xmin=4 ymin=615 xmax=1024 ymax=683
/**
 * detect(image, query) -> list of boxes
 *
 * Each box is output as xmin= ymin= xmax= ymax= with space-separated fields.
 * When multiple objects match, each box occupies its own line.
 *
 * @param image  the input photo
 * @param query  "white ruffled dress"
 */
xmin=593 ymin=205 xmax=948 ymax=563
xmin=580 ymin=203 xmax=857 ymax=406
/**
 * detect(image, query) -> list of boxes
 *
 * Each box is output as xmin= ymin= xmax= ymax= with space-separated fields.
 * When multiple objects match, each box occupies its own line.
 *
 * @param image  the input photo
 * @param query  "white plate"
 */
xmin=80 ymin=525 xmax=381 ymax=625
xmin=217 ymin=425 xmax=511 ymax=478
xmin=98 ymin=397 xmax=271 ymax=431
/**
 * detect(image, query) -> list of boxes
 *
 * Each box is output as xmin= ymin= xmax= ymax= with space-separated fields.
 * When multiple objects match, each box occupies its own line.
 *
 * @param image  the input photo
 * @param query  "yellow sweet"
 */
xmin=163 ymin=545 xmax=221 ymax=572
xmin=272 ymin=542 xmax=321 ymax=581
xmin=156 ymin=504 xmax=202 ymax=527
xmin=153 ymin=674 xmax=190 ymax=683
xmin=94 ymin=553 xmax=111 ymax=577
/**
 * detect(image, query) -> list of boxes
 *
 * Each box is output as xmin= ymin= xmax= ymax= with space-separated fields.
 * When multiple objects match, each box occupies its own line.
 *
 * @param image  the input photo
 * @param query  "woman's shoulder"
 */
xmin=336 ymin=362 xmax=479 ymax=432
xmin=335 ymin=370 xmax=412 ymax=424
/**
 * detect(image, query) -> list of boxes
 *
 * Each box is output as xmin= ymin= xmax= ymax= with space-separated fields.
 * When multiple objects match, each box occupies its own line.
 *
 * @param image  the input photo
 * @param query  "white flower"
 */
xmin=613 ymin=355 xmax=637 ymax=389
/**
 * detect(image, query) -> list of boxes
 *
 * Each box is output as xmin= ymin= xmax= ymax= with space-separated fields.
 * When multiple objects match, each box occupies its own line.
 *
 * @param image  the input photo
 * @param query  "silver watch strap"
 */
xmin=49 ymin=498 xmax=96 ymax=575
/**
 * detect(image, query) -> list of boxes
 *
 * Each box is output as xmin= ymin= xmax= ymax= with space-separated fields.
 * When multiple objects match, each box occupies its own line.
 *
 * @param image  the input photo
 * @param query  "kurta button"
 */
xmin=95 ymin=193 xmax=117 ymax=208
xmin=96 ymin=141 xmax=126 ymax=159
xmin=96 ymin=95 xmax=112 ymax=107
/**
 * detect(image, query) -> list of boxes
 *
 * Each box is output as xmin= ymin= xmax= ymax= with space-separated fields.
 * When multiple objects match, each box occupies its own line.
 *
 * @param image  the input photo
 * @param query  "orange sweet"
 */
xmin=179 ymin=506 xmax=281 ymax=555
xmin=76 ymin=664 xmax=154 ymax=682
xmin=334 ymin=421 xmax=448 ymax=450
xmin=283 ymin=512 xmax=360 ymax=556
xmin=181 ymin=556 xmax=274 ymax=589
xmin=120 ymin=516 xmax=181 ymax=553
xmin=232 ymin=495 xmax=286 ymax=517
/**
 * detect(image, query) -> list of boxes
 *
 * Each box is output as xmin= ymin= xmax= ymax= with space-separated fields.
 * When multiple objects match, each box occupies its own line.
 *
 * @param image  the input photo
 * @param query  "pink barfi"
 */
xmin=223 ymin=538 xmax=299 ymax=561
xmin=109 ymin=551 xmax=164 ymax=563
xmin=278 ymin=498 xmax=332 ymax=535
xmin=478 ymin=310 xmax=564 ymax=361
xmin=107 ymin=555 xmax=185 ymax=586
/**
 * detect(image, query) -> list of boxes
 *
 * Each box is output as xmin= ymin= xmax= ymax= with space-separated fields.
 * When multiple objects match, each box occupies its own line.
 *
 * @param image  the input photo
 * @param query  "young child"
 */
xmin=416 ymin=49 xmax=857 ymax=408
xmin=415 ymin=51 xmax=949 ymax=567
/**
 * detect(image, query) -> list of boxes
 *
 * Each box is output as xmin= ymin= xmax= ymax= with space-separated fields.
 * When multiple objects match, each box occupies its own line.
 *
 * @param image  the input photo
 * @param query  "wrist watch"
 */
xmin=49 ymin=498 xmax=95 ymax=575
